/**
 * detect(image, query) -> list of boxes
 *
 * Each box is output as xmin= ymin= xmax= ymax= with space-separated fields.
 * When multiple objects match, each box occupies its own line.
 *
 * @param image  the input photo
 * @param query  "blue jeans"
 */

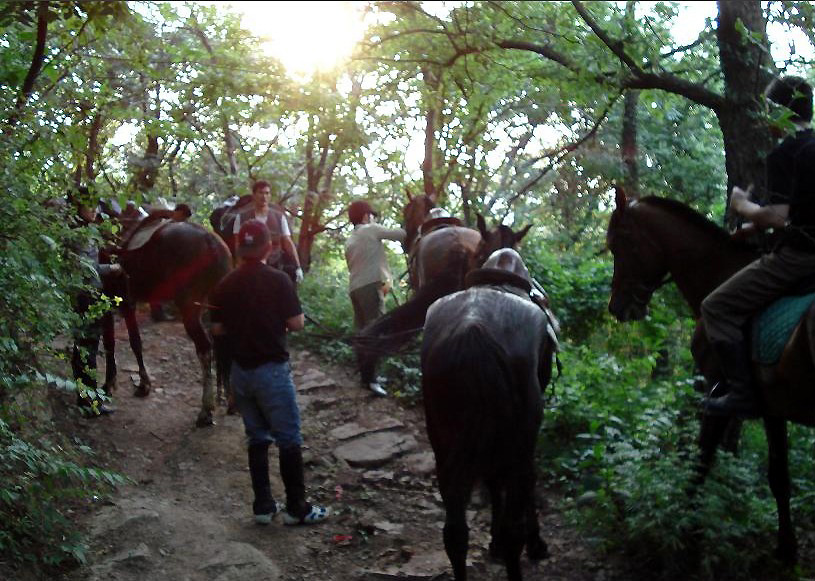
xmin=231 ymin=360 xmax=302 ymax=448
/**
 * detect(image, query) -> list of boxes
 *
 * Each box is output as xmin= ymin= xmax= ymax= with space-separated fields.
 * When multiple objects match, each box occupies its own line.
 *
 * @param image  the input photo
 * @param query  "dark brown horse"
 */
xmin=104 ymin=212 xmax=232 ymax=427
xmin=607 ymin=187 xmax=815 ymax=563
xmin=354 ymin=193 xmax=531 ymax=376
xmin=422 ymin=248 xmax=554 ymax=580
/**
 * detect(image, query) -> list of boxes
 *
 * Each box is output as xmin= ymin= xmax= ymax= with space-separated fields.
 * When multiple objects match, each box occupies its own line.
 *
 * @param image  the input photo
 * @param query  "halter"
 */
xmin=611 ymin=213 xmax=673 ymax=309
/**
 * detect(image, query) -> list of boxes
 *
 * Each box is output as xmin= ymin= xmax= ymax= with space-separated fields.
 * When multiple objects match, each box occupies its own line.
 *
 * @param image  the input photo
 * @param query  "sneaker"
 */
xmin=282 ymin=504 xmax=330 ymax=526
xmin=367 ymin=382 xmax=387 ymax=397
xmin=253 ymin=500 xmax=279 ymax=525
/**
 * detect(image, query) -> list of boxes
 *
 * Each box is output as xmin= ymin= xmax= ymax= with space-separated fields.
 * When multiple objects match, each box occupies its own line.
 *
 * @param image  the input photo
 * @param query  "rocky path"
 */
xmin=57 ymin=316 xmax=611 ymax=581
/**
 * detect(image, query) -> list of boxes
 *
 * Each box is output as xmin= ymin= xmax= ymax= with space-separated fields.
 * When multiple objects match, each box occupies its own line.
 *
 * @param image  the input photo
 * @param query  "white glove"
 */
xmin=295 ymin=267 xmax=304 ymax=283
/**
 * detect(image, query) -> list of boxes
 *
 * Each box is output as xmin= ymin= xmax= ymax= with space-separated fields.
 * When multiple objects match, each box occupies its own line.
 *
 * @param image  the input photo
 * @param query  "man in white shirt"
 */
xmin=344 ymin=199 xmax=406 ymax=395
xmin=233 ymin=180 xmax=304 ymax=283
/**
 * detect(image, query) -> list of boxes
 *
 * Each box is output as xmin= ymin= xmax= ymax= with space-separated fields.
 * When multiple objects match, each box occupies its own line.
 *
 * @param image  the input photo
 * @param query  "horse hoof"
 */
xmin=133 ymin=385 xmax=150 ymax=397
xmin=195 ymin=414 xmax=215 ymax=428
xmin=527 ymin=537 xmax=550 ymax=561
xmin=227 ymin=406 xmax=238 ymax=416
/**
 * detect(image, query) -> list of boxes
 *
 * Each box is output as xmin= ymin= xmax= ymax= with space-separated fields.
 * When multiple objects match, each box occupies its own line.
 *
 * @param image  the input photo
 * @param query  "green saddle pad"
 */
xmin=752 ymin=293 xmax=815 ymax=365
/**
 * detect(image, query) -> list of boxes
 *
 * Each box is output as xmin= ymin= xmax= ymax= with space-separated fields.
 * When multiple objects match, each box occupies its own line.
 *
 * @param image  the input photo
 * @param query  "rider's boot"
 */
xmin=703 ymin=341 xmax=761 ymax=419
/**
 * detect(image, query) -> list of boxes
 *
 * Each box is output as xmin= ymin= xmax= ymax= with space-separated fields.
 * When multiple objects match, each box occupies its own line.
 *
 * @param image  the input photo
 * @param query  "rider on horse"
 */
xmin=703 ymin=76 xmax=815 ymax=418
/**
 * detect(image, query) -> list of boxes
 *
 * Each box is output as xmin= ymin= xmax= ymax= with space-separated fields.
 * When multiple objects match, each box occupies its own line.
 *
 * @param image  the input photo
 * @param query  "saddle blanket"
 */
xmin=752 ymin=293 xmax=815 ymax=365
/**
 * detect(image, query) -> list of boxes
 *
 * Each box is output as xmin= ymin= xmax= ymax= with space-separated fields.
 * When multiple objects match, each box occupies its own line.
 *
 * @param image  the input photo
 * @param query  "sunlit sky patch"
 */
xmin=225 ymin=1 xmax=367 ymax=81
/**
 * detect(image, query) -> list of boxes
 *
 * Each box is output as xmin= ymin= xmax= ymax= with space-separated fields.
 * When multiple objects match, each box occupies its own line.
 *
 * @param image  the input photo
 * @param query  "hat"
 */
xmin=237 ymin=219 xmax=271 ymax=260
xmin=348 ymin=200 xmax=379 ymax=225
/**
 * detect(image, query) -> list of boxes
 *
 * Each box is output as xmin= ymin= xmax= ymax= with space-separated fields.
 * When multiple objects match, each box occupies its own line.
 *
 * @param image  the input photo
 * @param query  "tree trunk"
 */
xmin=621 ymin=89 xmax=639 ymax=197
xmin=421 ymin=66 xmax=441 ymax=199
xmin=5 ymin=0 xmax=49 ymax=132
xmin=715 ymin=0 xmax=775 ymax=209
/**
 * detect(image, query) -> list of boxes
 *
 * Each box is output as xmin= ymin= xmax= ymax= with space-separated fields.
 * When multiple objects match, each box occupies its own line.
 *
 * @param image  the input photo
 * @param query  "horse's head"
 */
xmin=403 ymin=194 xmax=436 ymax=251
xmin=607 ymin=187 xmax=669 ymax=322
xmin=475 ymin=214 xmax=532 ymax=265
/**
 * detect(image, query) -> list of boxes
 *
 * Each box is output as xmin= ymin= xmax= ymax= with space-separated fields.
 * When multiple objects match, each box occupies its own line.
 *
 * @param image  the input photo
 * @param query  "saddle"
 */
xmin=121 ymin=216 xmax=172 ymax=251
xmin=418 ymin=216 xmax=462 ymax=236
xmin=465 ymin=267 xmax=561 ymax=351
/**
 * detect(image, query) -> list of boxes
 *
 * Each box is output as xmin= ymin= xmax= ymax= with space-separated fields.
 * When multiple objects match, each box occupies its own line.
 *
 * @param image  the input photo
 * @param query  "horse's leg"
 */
xmin=180 ymin=301 xmax=215 ymax=427
xmin=439 ymin=471 xmax=473 ymax=580
xmin=690 ymin=414 xmax=730 ymax=491
xmin=764 ymin=417 xmax=797 ymax=563
xmin=213 ymin=334 xmax=235 ymax=414
xmin=121 ymin=302 xmax=151 ymax=396
xmin=501 ymin=476 xmax=527 ymax=581
xmin=521 ymin=467 xmax=548 ymax=561
xmin=486 ymin=478 xmax=505 ymax=560
xmin=101 ymin=310 xmax=117 ymax=396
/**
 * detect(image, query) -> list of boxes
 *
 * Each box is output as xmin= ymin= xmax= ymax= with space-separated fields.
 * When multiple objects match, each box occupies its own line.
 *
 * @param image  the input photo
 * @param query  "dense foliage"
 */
xmin=2 ymin=1 xmax=815 ymax=578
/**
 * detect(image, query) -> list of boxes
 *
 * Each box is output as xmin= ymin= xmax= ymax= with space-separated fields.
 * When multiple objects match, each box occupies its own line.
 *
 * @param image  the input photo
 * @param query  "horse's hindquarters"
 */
xmin=765 ymin=309 xmax=815 ymax=425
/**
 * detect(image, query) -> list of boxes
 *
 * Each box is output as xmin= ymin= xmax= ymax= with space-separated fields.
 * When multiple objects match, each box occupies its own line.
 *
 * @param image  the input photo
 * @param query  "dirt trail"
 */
xmin=54 ymin=316 xmax=612 ymax=581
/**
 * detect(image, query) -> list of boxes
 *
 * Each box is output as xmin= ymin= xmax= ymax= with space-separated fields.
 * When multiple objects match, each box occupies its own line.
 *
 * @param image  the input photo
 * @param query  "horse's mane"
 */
xmin=637 ymin=196 xmax=733 ymax=244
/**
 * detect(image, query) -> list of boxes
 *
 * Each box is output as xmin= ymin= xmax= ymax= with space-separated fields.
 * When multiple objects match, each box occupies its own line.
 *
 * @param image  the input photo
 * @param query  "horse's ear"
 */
xmin=427 ymin=191 xmax=438 ymax=205
xmin=476 ymin=213 xmax=488 ymax=237
xmin=405 ymin=187 xmax=412 ymax=202
xmin=515 ymin=224 xmax=532 ymax=243
xmin=615 ymin=186 xmax=627 ymax=211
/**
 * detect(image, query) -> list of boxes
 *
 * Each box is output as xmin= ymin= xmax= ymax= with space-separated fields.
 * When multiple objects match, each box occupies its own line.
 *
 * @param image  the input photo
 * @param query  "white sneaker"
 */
xmin=282 ymin=504 xmax=330 ymax=526
xmin=368 ymin=382 xmax=387 ymax=397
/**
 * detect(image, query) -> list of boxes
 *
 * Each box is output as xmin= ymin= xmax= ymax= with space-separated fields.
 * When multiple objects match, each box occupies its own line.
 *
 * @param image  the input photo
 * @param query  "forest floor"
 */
xmin=43 ymin=314 xmax=624 ymax=581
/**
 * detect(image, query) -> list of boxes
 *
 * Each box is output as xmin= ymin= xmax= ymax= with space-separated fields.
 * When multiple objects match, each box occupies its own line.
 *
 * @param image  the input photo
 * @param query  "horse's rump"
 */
xmin=120 ymin=222 xmax=230 ymax=305
xmin=412 ymin=226 xmax=481 ymax=289
xmin=422 ymin=289 xmax=545 ymax=478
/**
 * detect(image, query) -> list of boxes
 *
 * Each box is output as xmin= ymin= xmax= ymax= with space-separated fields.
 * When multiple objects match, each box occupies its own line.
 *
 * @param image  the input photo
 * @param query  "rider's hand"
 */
xmin=295 ymin=267 xmax=304 ymax=283
xmin=728 ymin=185 xmax=753 ymax=217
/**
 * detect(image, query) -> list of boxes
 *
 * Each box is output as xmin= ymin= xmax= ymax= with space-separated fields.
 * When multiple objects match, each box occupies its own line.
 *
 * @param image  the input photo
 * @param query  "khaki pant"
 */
xmin=350 ymin=282 xmax=385 ymax=330
xmin=701 ymin=246 xmax=815 ymax=345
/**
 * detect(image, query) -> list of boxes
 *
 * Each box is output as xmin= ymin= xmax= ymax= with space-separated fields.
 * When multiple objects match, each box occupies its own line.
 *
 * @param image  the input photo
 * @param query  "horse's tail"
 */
xmin=423 ymin=322 xmax=520 ymax=482
xmin=353 ymin=272 xmax=461 ymax=357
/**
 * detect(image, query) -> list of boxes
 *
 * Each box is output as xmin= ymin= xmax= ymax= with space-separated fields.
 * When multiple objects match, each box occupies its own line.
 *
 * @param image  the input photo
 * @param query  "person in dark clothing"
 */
xmin=703 ymin=75 xmax=815 ymax=418
xmin=68 ymin=187 xmax=123 ymax=416
xmin=209 ymin=219 xmax=328 ymax=526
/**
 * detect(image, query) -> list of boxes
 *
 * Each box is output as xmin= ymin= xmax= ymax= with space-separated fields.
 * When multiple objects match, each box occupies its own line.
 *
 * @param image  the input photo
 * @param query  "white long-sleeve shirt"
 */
xmin=344 ymin=223 xmax=406 ymax=292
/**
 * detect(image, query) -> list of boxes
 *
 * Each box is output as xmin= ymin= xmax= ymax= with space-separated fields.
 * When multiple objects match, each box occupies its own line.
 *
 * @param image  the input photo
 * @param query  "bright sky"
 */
xmin=223 ymin=1 xmax=368 ymax=81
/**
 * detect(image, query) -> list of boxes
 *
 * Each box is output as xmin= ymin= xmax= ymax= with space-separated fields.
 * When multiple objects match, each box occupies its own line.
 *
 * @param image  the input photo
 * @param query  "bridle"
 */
xmin=611 ymin=215 xmax=673 ymax=310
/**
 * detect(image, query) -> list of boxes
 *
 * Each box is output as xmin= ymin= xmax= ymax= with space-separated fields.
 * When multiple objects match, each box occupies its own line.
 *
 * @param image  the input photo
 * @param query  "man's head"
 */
xmin=237 ymin=219 xmax=271 ymax=261
xmin=251 ymin=180 xmax=272 ymax=209
xmin=348 ymin=200 xmax=379 ymax=225
xmin=765 ymin=75 xmax=813 ymax=123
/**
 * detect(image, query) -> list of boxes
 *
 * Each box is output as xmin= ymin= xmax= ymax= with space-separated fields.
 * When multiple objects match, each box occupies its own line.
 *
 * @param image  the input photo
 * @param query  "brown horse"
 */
xmin=422 ymin=248 xmax=554 ymax=580
xmin=607 ymin=187 xmax=815 ymax=563
xmin=104 ymin=212 xmax=232 ymax=427
xmin=354 ymin=193 xmax=531 ymax=380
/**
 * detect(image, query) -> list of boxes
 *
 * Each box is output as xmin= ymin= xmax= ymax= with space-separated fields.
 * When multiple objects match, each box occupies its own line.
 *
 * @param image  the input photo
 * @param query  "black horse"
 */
xmin=421 ymin=248 xmax=556 ymax=581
